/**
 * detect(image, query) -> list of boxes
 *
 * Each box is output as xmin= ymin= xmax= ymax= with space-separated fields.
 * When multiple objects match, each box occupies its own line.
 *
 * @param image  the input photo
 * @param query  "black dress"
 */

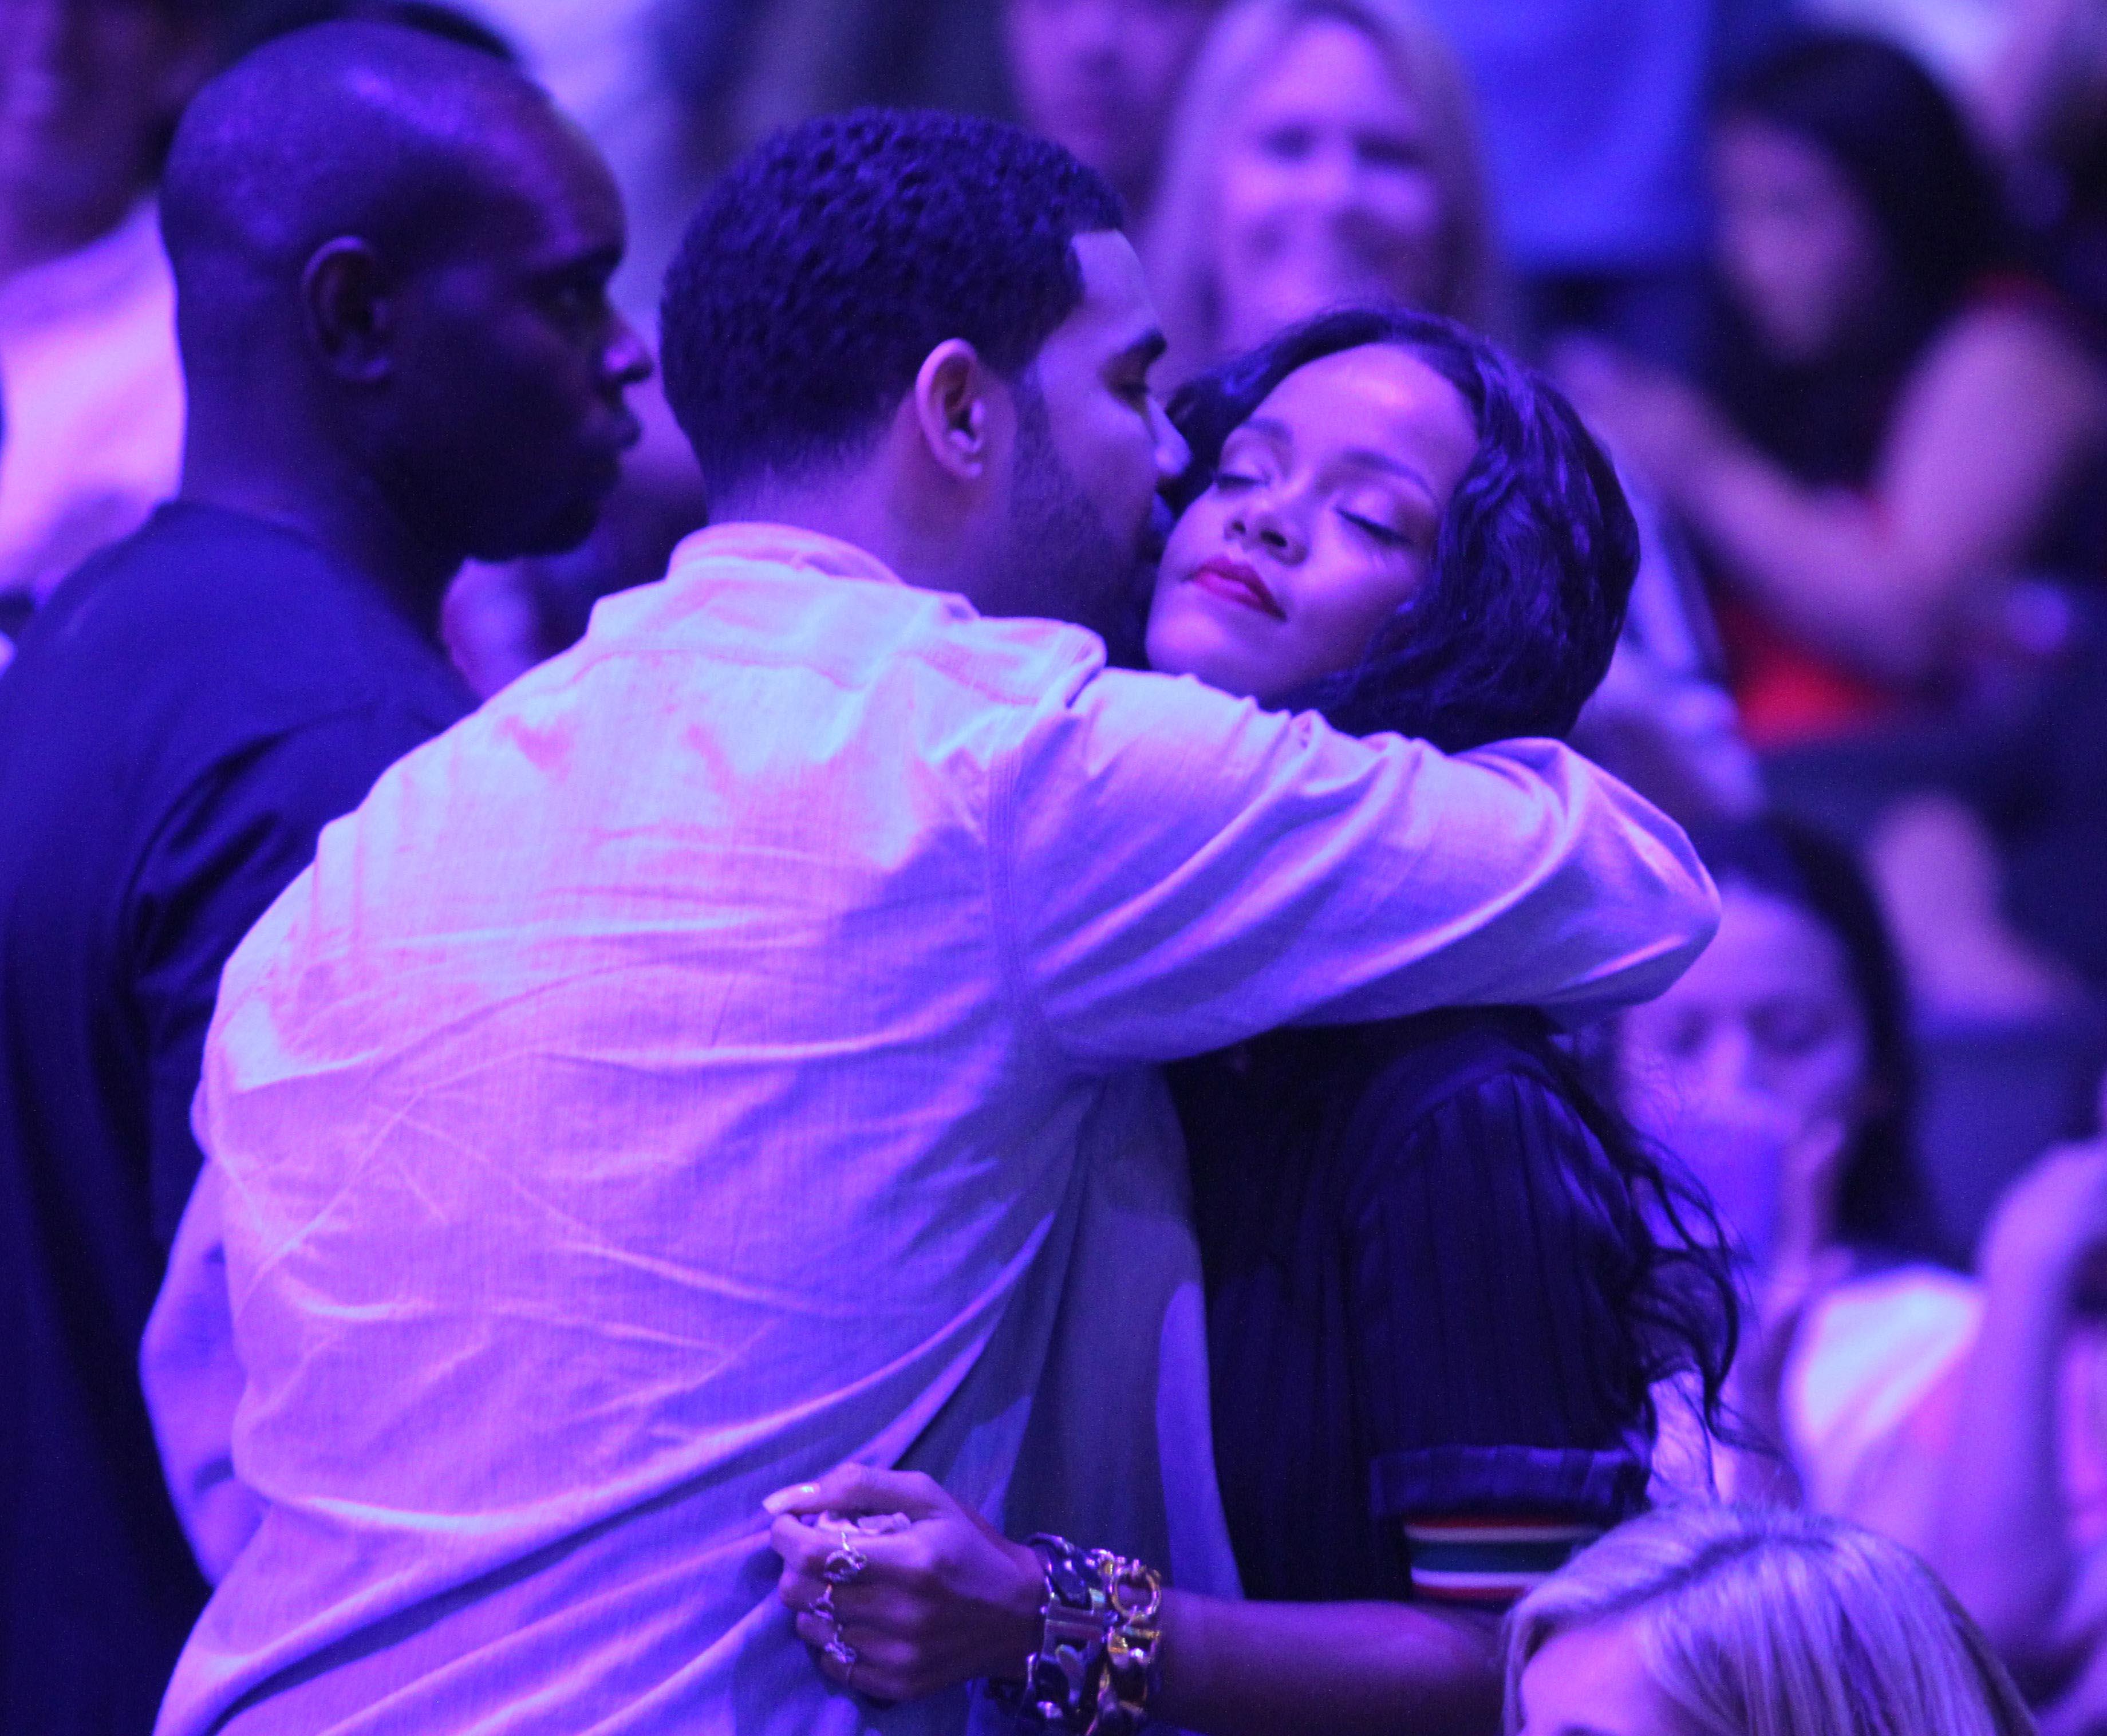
xmin=1173 ymin=1007 xmax=1651 ymax=1608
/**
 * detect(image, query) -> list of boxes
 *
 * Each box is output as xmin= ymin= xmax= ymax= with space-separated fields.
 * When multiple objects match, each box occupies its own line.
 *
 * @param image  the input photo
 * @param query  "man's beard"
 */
xmin=1004 ymin=384 xmax=1161 ymax=666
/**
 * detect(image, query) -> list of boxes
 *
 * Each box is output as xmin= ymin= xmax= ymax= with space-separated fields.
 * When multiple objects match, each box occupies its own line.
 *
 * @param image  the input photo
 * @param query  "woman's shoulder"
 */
xmin=1347 ymin=1007 xmax=1577 ymax=1124
xmin=1325 ymin=1007 xmax=1603 ymax=1189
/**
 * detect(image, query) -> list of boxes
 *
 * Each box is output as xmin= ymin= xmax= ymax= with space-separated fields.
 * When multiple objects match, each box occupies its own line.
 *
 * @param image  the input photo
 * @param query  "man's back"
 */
xmin=156 ymin=521 xmax=1712 ymax=1735
xmin=0 ymin=503 xmax=469 ymax=1730
xmin=160 ymin=524 xmax=1151 ymax=1735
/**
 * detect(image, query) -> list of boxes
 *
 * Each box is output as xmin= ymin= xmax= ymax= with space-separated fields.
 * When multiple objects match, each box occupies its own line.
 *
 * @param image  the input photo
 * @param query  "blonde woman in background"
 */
xmin=1508 ymin=1505 xmax=2037 ymax=1736
xmin=1144 ymin=0 xmax=1503 ymax=385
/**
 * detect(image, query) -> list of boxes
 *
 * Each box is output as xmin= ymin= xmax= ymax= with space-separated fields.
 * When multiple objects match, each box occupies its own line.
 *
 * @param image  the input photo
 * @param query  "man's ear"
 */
xmin=301 ymin=238 xmax=396 ymax=385
xmin=909 ymin=340 xmax=1007 ymax=485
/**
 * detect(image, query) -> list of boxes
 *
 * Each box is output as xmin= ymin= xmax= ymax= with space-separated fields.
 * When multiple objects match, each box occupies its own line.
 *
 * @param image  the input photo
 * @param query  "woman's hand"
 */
xmin=764 ymin=1465 xmax=1044 ymax=1703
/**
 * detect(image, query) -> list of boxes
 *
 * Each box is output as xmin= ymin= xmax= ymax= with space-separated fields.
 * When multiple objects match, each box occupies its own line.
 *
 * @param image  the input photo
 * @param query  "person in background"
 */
xmin=1564 ymin=33 xmax=2107 ymax=752
xmin=764 ymin=306 xmax=1738 ymax=1735
xmin=1614 ymin=820 xmax=1964 ymax=1520
xmin=0 ymin=22 xmax=647 ymax=1728
xmin=1508 ymin=1504 xmax=2035 ymax=1736
xmin=1613 ymin=811 xmax=2105 ymax=1575
xmin=1565 ymin=31 xmax=2107 ymax=1020
xmin=0 ymin=0 xmax=217 ymax=609
xmin=1146 ymin=0 xmax=1499 ymax=385
xmin=1002 ymin=0 xmax=1218 ymax=230
xmin=1931 ymin=1119 xmax=2107 ymax=1733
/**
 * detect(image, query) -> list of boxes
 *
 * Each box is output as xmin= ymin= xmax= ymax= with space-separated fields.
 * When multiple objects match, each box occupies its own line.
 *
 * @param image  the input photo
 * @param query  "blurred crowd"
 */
xmin=10 ymin=0 xmax=2107 ymax=1730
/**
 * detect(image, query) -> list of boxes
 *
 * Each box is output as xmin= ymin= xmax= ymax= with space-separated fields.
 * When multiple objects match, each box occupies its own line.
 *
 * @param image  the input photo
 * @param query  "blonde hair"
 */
xmin=1143 ymin=0 xmax=1504 ymax=384
xmin=1504 ymin=1506 xmax=2037 ymax=1736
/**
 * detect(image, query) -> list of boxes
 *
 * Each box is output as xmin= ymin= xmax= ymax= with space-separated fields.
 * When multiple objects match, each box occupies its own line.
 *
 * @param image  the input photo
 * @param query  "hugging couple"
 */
xmin=145 ymin=108 xmax=1732 ymax=1736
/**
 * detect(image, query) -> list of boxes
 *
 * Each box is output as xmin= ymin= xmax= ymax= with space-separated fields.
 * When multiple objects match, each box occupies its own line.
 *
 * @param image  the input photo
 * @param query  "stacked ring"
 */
xmin=823 ymin=1528 xmax=869 ymax=1584
xmin=823 ymin=1628 xmax=859 ymax=1687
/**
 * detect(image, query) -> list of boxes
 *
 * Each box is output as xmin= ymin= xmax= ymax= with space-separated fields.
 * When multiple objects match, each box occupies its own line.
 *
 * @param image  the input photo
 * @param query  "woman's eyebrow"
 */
xmin=1336 ymin=445 xmax=1442 ymax=503
xmin=1240 ymin=415 xmax=1441 ymax=504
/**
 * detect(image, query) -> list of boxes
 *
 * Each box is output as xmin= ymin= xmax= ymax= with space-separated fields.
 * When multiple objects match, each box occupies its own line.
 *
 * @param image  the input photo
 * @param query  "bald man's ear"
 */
xmin=909 ymin=340 xmax=1008 ymax=487
xmin=302 ymin=239 xmax=396 ymax=385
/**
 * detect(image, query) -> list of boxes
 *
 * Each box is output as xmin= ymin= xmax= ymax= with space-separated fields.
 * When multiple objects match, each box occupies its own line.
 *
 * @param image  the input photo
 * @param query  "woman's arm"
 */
xmin=765 ymin=1466 xmax=1501 ymax=1736
xmin=1934 ymin=1141 xmax=2107 ymax=1690
xmin=1151 ymin=1591 xmax=1498 ymax=1736
xmin=1561 ymin=308 xmax=2107 ymax=685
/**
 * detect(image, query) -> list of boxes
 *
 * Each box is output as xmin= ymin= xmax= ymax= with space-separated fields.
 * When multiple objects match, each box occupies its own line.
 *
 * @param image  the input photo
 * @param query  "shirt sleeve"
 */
xmin=140 ymin=1157 xmax=260 ymax=1584
xmin=125 ymin=704 xmax=451 ymax=1248
xmin=1346 ymin=1064 xmax=1650 ymax=1603
xmin=993 ymin=666 xmax=1719 ymax=1064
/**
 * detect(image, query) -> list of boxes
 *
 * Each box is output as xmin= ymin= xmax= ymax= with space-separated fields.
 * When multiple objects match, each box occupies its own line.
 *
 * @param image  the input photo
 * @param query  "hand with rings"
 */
xmin=765 ymin=1465 xmax=1044 ymax=1705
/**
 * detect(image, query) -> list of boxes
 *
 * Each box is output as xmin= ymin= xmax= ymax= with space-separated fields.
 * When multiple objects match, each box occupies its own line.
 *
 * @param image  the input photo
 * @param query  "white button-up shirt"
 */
xmin=146 ymin=524 xmax=1715 ymax=1735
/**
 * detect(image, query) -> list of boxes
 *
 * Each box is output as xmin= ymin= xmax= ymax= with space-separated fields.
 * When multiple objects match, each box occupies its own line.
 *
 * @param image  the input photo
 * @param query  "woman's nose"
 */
xmin=1228 ymin=490 xmax=1304 ymax=560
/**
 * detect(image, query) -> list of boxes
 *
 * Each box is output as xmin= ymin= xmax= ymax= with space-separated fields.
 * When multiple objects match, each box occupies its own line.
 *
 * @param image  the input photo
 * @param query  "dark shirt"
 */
xmin=1175 ymin=1008 xmax=1650 ymax=1608
xmin=0 ymin=503 xmax=471 ymax=1733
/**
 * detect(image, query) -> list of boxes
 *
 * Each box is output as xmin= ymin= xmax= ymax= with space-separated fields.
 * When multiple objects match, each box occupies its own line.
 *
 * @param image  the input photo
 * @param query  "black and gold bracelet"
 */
xmin=994 ymin=1533 xmax=1165 ymax=1734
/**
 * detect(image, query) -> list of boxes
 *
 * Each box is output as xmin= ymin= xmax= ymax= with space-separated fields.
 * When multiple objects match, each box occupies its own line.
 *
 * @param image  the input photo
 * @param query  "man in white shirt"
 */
xmin=145 ymin=109 xmax=1716 ymax=1735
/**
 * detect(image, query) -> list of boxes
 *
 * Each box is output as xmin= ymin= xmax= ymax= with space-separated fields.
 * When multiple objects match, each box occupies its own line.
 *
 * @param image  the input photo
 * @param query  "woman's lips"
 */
xmin=1188 ymin=557 xmax=1284 ymax=620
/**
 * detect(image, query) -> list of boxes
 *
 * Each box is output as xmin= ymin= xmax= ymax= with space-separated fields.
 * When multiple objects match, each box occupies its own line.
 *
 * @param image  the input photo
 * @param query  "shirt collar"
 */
xmin=668 ymin=522 xmax=906 ymax=590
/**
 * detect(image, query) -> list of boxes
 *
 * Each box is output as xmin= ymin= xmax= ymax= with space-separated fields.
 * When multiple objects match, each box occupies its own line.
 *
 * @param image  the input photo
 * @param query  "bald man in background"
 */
xmin=0 ymin=22 xmax=648 ymax=1727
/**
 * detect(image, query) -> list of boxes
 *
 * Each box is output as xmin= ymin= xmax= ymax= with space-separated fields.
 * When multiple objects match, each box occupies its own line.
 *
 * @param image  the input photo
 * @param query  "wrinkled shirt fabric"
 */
xmin=147 ymin=523 xmax=1714 ymax=1735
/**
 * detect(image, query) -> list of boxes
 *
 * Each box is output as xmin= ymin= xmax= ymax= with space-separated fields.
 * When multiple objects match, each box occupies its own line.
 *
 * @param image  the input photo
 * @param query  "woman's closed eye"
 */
xmin=1341 ymin=511 xmax=1411 ymax=549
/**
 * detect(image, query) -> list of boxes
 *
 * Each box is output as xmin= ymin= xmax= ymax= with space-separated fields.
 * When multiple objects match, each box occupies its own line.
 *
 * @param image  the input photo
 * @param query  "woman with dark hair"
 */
xmin=764 ymin=307 xmax=1738 ymax=1734
xmin=1617 ymin=819 xmax=1969 ymax=1524
xmin=1565 ymin=31 xmax=2106 ymax=747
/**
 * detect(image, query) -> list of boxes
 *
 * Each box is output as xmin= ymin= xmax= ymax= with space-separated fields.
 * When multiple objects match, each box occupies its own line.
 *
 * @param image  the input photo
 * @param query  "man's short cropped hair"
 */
xmin=660 ymin=108 xmax=1124 ymax=498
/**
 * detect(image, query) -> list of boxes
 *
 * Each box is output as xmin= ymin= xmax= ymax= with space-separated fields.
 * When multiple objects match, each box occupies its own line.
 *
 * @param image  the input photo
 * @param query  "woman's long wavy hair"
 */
xmin=1169 ymin=304 xmax=1643 ymax=751
xmin=1168 ymin=304 xmax=1742 ymax=1441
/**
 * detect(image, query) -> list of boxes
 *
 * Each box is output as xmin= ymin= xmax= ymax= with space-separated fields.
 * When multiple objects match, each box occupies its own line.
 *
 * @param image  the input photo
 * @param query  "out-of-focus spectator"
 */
xmin=1931 ymin=1123 xmax=2107 ymax=1733
xmin=0 ymin=0 xmax=216 ymax=608
xmin=1419 ymin=0 xmax=1793 ymax=370
xmin=1615 ymin=822 xmax=1970 ymax=1519
xmin=1508 ymin=1504 xmax=2036 ymax=1736
xmin=0 ymin=22 xmax=646 ymax=1725
xmin=1564 ymin=33 xmax=2107 ymax=745
xmin=1564 ymin=31 xmax=2107 ymax=1021
xmin=1147 ymin=0 xmax=1499 ymax=384
xmin=1001 ymin=0 xmax=1217 ymax=226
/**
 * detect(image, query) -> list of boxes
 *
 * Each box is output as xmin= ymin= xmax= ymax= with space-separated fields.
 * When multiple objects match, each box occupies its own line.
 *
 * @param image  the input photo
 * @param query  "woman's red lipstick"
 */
xmin=1189 ymin=556 xmax=1284 ymax=620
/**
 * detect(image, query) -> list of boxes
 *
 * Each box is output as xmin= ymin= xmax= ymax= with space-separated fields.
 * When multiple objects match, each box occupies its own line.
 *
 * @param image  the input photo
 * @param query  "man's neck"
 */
xmin=713 ymin=471 xmax=975 ymax=605
xmin=180 ymin=439 xmax=459 ymax=638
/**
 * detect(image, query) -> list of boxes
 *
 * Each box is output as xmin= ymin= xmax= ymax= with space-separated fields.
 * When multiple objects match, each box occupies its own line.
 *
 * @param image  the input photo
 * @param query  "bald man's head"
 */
xmin=163 ymin=22 xmax=546 ymax=294
xmin=165 ymin=22 xmax=650 ymax=569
